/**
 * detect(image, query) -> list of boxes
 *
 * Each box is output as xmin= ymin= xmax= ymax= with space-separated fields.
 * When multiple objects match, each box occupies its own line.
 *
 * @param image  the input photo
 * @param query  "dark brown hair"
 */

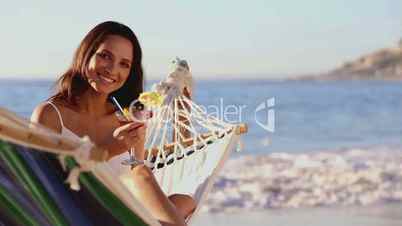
xmin=51 ymin=21 xmax=143 ymax=108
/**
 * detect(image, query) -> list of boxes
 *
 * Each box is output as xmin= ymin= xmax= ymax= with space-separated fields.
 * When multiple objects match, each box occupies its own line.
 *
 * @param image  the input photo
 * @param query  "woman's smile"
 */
xmin=96 ymin=71 xmax=117 ymax=84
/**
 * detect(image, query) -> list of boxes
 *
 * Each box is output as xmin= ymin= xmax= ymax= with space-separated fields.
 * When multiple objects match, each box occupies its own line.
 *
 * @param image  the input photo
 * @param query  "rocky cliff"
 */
xmin=298 ymin=44 xmax=402 ymax=80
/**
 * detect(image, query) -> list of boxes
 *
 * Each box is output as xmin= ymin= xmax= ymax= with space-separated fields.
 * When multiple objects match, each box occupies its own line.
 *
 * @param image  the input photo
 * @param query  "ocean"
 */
xmin=1 ymin=79 xmax=402 ymax=155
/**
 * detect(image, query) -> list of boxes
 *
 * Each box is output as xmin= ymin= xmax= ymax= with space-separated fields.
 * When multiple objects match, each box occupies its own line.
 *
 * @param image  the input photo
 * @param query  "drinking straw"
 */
xmin=111 ymin=97 xmax=129 ymax=119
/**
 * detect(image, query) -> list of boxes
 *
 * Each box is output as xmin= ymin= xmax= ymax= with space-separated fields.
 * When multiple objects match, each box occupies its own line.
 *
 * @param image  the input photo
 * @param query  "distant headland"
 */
xmin=295 ymin=39 xmax=402 ymax=80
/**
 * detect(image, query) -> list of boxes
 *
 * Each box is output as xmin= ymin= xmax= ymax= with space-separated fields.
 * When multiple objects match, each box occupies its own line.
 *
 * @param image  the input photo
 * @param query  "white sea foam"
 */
xmin=202 ymin=147 xmax=402 ymax=213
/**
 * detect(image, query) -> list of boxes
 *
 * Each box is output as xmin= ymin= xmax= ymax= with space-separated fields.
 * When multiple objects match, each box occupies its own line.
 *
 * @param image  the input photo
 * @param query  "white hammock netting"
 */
xmin=0 ymin=58 xmax=247 ymax=226
xmin=106 ymin=57 xmax=247 ymax=224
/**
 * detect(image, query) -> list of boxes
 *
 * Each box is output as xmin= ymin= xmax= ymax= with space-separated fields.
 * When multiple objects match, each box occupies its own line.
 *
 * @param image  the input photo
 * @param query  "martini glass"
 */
xmin=129 ymin=100 xmax=153 ymax=123
xmin=120 ymin=99 xmax=153 ymax=167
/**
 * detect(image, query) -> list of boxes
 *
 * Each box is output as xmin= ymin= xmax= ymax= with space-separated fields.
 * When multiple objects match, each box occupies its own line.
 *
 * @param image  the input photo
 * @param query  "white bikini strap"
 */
xmin=47 ymin=101 xmax=65 ymax=128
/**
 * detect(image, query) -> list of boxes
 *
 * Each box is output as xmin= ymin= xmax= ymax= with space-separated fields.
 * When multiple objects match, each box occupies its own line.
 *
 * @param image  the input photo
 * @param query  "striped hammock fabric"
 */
xmin=0 ymin=111 xmax=152 ymax=226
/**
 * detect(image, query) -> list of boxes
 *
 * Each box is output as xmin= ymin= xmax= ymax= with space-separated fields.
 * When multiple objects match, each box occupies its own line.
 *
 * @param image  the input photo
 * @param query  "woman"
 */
xmin=31 ymin=21 xmax=195 ymax=226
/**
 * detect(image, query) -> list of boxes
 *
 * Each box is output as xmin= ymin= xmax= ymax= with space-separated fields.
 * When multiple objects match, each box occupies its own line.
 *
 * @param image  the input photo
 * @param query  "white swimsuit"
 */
xmin=46 ymin=101 xmax=129 ymax=175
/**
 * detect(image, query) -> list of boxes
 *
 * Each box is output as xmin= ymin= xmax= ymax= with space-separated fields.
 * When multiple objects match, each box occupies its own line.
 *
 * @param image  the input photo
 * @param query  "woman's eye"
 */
xmin=121 ymin=62 xmax=130 ymax=69
xmin=98 ymin=52 xmax=111 ymax=60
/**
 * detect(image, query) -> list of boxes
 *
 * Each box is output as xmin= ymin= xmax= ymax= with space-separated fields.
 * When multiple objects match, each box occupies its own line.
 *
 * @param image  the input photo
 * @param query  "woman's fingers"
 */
xmin=122 ymin=122 xmax=144 ymax=133
xmin=125 ymin=123 xmax=146 ymax=145
xmin=125 ymin=122 xmax=144 ymax=131
xmin=113 ymin=122 xmax=143 ymax=139
xmin=127 ymin=125 xmax=145 ymax=137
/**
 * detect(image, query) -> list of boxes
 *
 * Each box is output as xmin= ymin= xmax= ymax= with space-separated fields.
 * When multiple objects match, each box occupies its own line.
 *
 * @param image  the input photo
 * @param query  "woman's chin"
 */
xmin=89 ymin=84 xmax=119 ymax=95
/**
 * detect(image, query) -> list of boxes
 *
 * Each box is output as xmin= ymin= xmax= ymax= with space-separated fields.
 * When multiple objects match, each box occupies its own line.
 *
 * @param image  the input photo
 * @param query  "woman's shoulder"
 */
xmin=31 ymin=101 xmax=63 ymax=133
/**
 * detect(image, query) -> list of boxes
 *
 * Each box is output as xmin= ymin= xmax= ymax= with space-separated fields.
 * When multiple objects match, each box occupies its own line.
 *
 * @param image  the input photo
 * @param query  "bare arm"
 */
xmin=31 ymin=102 xmax=63 ymax=133
xmin=130 ymin=165 xmax=187 ymax=226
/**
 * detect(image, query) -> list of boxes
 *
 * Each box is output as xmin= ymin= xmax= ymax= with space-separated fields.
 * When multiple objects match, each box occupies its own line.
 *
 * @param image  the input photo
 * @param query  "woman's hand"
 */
xmin=103 ymin=122 xmax=146 ymax=158
xmin=113 ymin=122 xmax=144 ymax=145
xmin=128 ymin=123 xmax=146 ymax=160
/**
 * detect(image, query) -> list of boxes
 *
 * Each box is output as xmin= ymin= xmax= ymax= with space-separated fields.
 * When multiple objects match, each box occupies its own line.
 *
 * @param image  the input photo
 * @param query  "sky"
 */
xmin=0 ymin=0 xmax=401 ymax=80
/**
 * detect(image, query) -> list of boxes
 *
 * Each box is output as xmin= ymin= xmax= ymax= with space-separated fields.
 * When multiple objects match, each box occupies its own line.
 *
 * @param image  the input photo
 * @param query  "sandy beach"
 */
xmin=192 ymin=203 xmax=402 ymax=226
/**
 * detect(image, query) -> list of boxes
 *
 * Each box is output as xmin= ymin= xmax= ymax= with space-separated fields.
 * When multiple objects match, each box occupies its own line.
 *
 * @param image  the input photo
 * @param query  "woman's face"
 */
xmin=87 ymin=35 xmax=133 ymax=95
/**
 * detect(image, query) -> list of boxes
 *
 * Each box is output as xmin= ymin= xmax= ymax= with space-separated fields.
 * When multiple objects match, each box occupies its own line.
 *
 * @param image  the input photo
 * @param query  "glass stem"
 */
xmin=130 ymin=147 xmax=135 ymax=160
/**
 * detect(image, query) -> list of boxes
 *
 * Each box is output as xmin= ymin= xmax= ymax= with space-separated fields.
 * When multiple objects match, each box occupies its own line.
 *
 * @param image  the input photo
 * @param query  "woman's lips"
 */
xmin=97 ymin=72 xmax=116 ymax=84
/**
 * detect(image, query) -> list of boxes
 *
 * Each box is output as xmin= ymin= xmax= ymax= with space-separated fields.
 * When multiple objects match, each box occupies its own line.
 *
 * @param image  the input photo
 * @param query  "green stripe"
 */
xmin=0 ymin=183 xmax=42 ymax=226
xmin=65 ymin=157 xmax=149 ymax=226
xmin=0 ymin=141 xmax=69 ymax=226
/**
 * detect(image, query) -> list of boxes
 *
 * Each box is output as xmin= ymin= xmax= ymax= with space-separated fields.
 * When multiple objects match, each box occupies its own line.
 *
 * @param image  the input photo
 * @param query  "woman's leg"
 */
xmin=130 ymin=164 xmax=186 ymax=226
xmin=168 ymin=194 xmax=196 ymax=219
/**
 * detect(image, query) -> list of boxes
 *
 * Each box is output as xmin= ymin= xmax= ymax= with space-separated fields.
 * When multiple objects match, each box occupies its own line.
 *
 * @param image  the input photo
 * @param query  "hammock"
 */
xmin=109 ymin=57 xmax=247 ymax=223
xmin=0 ymin=58 xmax=247 ymax=225
xmin=0 ymin=107 xmax=155 ymax=226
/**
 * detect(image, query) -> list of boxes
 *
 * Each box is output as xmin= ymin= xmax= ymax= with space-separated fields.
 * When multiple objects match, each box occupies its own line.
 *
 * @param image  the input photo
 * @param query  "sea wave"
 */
xmin=202 ymin=146 xmax=402 ymax=213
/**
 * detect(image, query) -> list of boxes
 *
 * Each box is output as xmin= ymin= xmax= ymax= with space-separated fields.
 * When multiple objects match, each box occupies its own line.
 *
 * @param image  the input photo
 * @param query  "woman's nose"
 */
xmin=105 ymin=59 xmax=114 ymax=71
xmin=105 ymin=60 xmax=118 ymax=76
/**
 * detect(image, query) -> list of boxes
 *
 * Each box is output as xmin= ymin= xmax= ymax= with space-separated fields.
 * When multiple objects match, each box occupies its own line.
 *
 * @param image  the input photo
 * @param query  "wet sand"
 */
xmin=192 ymin=203 xmax=402 ymax=226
